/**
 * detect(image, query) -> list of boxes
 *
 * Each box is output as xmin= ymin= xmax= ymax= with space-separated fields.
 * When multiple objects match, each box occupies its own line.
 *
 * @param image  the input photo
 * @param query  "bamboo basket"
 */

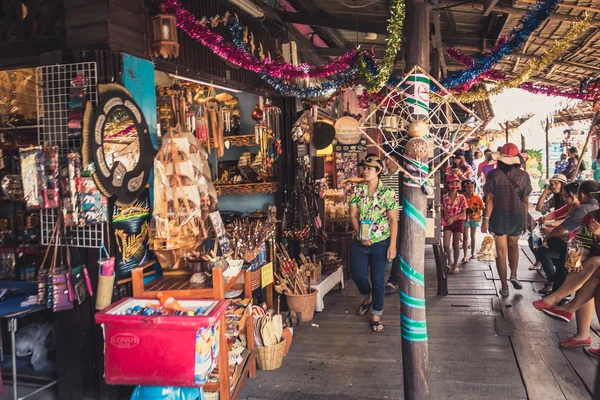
xmin=285 ymin=289 xmax=318 ymax=322
xmin=256 ymin=338 xmax=286 ymax=370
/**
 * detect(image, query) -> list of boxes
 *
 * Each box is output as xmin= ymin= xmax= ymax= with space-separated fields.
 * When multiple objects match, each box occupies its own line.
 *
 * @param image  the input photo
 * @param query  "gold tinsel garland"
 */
xmin=453 ymin=14 xmax=591 ymax=103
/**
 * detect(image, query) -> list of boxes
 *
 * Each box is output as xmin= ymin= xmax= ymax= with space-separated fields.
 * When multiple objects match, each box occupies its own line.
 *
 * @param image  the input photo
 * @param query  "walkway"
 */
xmin=241 ymin=242 xmax=599 ymax=400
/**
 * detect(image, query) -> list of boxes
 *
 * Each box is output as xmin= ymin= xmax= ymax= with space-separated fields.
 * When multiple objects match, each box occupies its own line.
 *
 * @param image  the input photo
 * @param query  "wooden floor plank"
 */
xmin=241 ymin=243 xmax=596 ymax=400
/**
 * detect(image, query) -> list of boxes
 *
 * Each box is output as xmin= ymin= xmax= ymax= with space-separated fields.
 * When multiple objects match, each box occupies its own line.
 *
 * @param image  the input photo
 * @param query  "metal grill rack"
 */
xmin=37 ymin=62 xmax=104 ymax=248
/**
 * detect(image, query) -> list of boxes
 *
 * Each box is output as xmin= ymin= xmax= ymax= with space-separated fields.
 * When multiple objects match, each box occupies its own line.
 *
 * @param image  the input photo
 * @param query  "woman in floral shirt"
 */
xmin=442 ymin=174 xmax=467 ymax=274
xmin=349 ymin=154 xmax=399 ymax=333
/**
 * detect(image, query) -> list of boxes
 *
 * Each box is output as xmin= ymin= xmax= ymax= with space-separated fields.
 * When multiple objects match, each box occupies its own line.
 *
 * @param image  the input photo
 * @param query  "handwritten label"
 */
xmin=261 ymin=262 xmax=273 ymax=288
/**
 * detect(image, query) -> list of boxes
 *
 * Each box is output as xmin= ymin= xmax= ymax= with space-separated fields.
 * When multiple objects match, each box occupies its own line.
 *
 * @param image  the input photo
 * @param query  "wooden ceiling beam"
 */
xmin=432 ymin=13 xmax=448 ymax=78
xmin=279 ymin=11 xmax=388 ymax=34
xmin=483 ymin=0 xmax=502 ymax=17
xmin=251 ymin=1 xmax=324 ymax=65
xmin=440 ymin=1 xmax=600 ymax=27
xmin=289 ymin=0 xmax=347 ymax=48
xmin=517 ymin=0 xmax=600 ymax=14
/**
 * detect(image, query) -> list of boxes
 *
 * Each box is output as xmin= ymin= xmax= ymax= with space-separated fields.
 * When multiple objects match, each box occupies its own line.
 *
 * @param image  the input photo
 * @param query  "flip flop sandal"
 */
xmin=453 ymin=267 xmax=460 ymax=274
xmin=357 ymin=298 xmax=372 ymax=316
xmin=370 ymin=321 xmax=385 ymax=333
xmin=385 ymin=283 xmax=396 ymax=295
xmin=528 ymin=264 xmax=542 ymax=270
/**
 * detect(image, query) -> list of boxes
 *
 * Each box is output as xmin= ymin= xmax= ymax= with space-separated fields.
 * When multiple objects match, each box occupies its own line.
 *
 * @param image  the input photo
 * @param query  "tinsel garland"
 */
xmin=260 ymin=69 xmax=358 ymax=99
xmin=157 ymin=0 xmax=358 ymax=80
xmin=440 ymin=0 xmax=561 ymax=89
xmin=356 ymin=0 xmax=405 ymax=91
xmin=447 ymin=47 xmax=597 ymax=101
xmin=453 ymin=16 xmax=591 ymax=103
xmin=222 ymin=14 xmax=359 ymax=98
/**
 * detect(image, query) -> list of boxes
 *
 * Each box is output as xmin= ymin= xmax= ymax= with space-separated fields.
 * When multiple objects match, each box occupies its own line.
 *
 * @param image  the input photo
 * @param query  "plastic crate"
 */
xmin=95 ymin=297 xmax=227 ymax=387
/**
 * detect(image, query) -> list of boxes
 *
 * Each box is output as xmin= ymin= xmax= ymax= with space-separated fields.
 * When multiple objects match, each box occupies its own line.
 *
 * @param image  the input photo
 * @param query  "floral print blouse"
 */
xmin=442 ymin=193 xmax=467 ymax=226
xmin=349 ymin=181 xmax=399 ymax=243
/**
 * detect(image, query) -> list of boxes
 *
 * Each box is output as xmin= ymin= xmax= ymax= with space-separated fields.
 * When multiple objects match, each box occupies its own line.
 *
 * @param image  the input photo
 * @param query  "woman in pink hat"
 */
xmin=442 ymin=173 xmax=467 ymax=274
xmin=482 ymin=143 xmax=533 ymax=297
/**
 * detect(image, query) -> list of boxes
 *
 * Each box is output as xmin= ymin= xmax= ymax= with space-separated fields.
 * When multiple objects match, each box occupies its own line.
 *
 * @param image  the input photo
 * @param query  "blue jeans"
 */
xmin=351 ymin=238 xmax=390 ymax=316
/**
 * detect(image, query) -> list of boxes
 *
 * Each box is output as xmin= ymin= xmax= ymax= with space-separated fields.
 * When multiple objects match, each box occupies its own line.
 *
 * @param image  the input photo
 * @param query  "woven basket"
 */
xmin=256 ymin=338 xmax=286 ymax=370
xmin=204 ymin=391 xmax=219 ymax=400
xmin=285 ymin=289 xmax=318 ymax=322
xmin=250 ymin=268 xmax=261 ymax=290
xmin=313 ymin=263 xmax=322 ymax=281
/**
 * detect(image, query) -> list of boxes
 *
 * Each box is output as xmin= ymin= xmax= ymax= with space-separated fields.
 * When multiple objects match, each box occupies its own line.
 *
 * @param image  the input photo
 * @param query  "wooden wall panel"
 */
xmin=64 ymin=0 xmax=109 ymax=49
xmin=108 ymin=0 xmax=147 ymax=59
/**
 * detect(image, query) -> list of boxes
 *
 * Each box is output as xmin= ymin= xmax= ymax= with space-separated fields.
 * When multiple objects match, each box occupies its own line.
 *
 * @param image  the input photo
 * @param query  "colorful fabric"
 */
xmin=349 ymin=181 xmax=399 ymax=243
xmin=444 ymin=219 xmax=464 ymax=233
xmin=441 ymin=193 xmax=466 ymax=226
xmin=554 ymin=160 xmax=569 ymax=174
xmin=465 ymin=194 xmax=484 ymax=222
xmin=592 ymin=160 xmax=600 ymax=180
xmin=541 ymin=194 xmax=566 ymax=214
xmin=546 ymin=203 xmax=575 ymax=222
xmin=574 ymin=210 xmax=600 ymax=256
xmin=464 ymin=219 xmax=481 ymax=228
xmin=445 ymin=165 xmax=474 ymax=180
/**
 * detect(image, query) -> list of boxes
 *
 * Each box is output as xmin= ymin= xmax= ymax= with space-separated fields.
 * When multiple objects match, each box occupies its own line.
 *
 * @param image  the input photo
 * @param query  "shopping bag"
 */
xmin=477 ymin=234 xmax=497 ymax=262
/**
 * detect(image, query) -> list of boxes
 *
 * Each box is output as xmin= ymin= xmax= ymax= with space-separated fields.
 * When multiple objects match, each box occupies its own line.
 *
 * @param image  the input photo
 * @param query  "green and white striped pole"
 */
xmin=399 ymin=71 xmax=431 ymax=399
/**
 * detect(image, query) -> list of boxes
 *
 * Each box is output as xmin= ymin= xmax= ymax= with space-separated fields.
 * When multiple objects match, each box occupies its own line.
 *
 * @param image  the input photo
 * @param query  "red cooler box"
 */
xmin=95 ymin=297 xmax=227 ymax=387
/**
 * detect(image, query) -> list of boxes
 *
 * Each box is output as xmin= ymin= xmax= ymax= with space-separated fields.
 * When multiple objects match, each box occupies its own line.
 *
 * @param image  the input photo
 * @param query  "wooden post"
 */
xmin=571 ymin=111 xmax=600 ymax=182
xmin=401 ymin=0 xmax=431 ymax=399
xmin=505 ymin=121 xmax=509 ymax=143
xmin=545 ymin=117 xmax=550 ymax=178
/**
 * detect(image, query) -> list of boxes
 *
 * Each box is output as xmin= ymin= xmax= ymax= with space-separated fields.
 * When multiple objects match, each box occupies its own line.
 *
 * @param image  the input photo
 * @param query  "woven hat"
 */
xmin=311 ymin=120 xmax=336 ymax=150
xmin=359 ymin=154 xmax=384 ymax=172
xmin=542 ymin=174 xmax=568 ymax=185
xmin=492 ymin=143 xmax=521 ymax=165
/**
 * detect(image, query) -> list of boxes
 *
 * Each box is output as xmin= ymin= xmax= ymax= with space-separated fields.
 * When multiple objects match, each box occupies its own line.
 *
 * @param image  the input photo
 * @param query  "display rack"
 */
xmin=36 ymin=62 xmax=104 ymax=248
xmin=215 ymin=182 xmax=278 ymax=196
xmin=209 ymin=134 xmax=257 ymax=148
xmin=131 ymin=266 xmax=256 ymax=400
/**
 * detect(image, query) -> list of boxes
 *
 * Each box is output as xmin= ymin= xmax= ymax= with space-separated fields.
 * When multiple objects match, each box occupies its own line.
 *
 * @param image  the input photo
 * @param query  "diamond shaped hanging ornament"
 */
xmin=358 ymin=66 xmax=485 ymax=186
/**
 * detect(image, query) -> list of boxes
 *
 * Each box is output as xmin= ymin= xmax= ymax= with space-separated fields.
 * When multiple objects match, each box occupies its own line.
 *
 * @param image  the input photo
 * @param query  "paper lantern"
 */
xmin=151 ymin=12 xmax=179 ymax=58
xmin=405 ymin=137 xmax=429 ymax=160
xmin=408 ymin=120 xmax=429 ymax=138
xmin=334 ymin=116 xmax=361 ymax=145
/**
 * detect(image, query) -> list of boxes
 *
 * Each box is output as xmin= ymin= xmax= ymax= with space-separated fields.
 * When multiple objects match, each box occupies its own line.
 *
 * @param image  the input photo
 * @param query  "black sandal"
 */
xmin=357 ymin=298 xmax=372 ymax=316
xmin=370 ymin=321 xmax=385 ymax=333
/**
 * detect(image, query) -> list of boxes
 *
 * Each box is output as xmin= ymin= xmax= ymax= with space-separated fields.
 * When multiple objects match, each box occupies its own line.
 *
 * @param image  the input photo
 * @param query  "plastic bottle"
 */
xmin=156 ymin=292 xmax=188 ymax=312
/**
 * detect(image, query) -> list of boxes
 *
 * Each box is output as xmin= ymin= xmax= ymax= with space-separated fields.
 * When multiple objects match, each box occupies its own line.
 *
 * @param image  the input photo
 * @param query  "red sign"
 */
xmin=110 ymin=333 xmax=140 ymax=349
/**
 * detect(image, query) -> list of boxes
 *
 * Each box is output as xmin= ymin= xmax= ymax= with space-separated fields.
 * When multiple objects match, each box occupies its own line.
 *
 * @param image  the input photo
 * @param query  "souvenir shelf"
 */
xmin=209 ymin=134 xmax=257 ymax=149
xmin=131 ymin=265 xmax=256 ymax=400
xmin=215 ymin=182 xmax=278 ymax=196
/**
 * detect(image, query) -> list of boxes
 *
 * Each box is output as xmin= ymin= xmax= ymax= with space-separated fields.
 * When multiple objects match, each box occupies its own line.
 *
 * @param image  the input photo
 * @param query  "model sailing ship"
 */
xmin=150 ymin=125 xmax=217 ymax=269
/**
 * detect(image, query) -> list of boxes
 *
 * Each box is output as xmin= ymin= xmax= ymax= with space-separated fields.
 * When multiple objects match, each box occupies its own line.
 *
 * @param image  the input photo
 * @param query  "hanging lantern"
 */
xmin=151 ymin=11 xmax=180 ymax=58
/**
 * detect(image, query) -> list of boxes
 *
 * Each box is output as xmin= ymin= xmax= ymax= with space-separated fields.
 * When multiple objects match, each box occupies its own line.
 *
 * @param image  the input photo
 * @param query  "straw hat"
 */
xmin=542 ymin=174 xmax=568 ymax=185
xmin=492 ymin=143 xmax=521 ymax=165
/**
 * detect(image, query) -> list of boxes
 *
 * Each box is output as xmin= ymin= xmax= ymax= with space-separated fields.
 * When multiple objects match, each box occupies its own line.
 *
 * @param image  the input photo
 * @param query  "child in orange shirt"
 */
xmin=462 ymin=180 xmax=484 ymax=262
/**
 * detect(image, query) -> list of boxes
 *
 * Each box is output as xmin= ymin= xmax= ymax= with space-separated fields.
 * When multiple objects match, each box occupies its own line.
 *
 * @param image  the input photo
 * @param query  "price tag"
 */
xmin=261 ymin=262 xmax=273 ymax=288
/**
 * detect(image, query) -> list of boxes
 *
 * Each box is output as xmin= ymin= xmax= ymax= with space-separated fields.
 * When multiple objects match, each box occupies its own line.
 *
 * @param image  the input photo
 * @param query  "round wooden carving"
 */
xmin=83 ymin=85 xmax=156 ymax=206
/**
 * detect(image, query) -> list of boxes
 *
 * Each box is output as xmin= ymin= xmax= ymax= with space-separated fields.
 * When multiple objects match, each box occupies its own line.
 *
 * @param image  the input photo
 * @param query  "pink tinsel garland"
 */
xmin=157 ymin=0 xmax=358 ymax=80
